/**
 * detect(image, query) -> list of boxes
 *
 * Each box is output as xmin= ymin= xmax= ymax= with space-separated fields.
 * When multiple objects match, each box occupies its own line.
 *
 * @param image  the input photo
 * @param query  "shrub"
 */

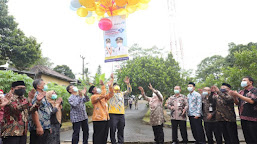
xmin=0 ymin=70 xmax=33 ymax=97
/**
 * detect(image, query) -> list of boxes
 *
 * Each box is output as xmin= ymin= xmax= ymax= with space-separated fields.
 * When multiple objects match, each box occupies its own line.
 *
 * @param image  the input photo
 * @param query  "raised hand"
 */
xmin=0 ymin=97 xmax=9 ymax=107
xmin=211 ymin=85 xmax=219 ymax=92
xmin=37 ymin=92 xmax=46 ymax=102
xmin=148 ymin=83 xmax=154 ymax=91
xmin=138 ymin=86 xmax=144 ymax=94
xmin=107 ymin=79 xmax=113 ymax=87
xmin=228 ymin=90 xmax=238 ymax=97
xmin=56 ymin=97 xmax=63 ymax=105
xmin=28 ymin=89 xmax=36 ymax=101
xmin=124 ymin=76 xmax=130 ymax=84
xmin=82 ymin=87 xmax=87 ymax=95
xmin=110 ymin=73 xmax=114 ymax=79
xmin=100 ymin=80 xmax=104 ymax=86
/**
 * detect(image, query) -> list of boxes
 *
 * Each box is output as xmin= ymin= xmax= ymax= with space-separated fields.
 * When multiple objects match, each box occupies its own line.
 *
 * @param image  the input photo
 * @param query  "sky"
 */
xmin=7 ymin=0 xmax=257 ymax=79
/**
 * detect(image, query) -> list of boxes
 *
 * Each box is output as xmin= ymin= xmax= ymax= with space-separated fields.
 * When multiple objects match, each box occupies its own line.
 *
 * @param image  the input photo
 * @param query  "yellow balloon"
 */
xmin=127 ymin=0 xmax=139 ymax=6
xmin=137 ymin=3 xmax=148 ymax=10
xmin=126 ymin=5 xmax=137 ymax=14
xmin=100 ymin=0 xmax=112 ymax=7
xmin=80 ymin=0 xmax=95 ymax=8
xmin=95 ymin=5 xmax=105 ymax=16
xmin=116 ymin=8 xmax=127 ymax=15
xmin=77 ymin=8 xmax=89 ymax=17
xmin=115 ymin=0 xmax=128 ymax=7
xmin=85 ymin=16 xmax=96 ymax=24
xmin=139 ymin=0 xmax=150 ymax=4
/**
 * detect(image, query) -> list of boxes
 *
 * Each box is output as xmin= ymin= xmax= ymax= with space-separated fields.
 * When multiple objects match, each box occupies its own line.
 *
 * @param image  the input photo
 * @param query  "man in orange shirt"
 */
xmin=89 ymin=74 xmax=114 ymax=144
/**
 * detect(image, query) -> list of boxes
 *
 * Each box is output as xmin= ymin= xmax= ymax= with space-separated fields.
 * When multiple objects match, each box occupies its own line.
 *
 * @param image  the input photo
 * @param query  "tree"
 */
xmin=116 ymin=53 xmax=185 ymax=97
xmin=33 ymin=57 xmax=54 ymax=68
xmin=53 ymin=65 xmax=75 ymax=79
xmin=0 ymin=0 xmax=41 ymax=70
xmin=196 ymin=55 xmax=225 ymax=82
xmin=225 ymin=42 xmax=257 ymax=67
xmin=223 ymin=47 xmax=257 ymax=90
xmin=128 ymin=43 xmax=165 ymax=58
xmin=93 ymin=65 xmax=102 ymax=85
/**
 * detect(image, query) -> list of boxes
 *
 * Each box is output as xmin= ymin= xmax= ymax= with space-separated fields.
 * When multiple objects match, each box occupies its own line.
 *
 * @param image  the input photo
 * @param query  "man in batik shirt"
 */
xmin=165 ymin=86 xmax=188 ymax=144
xmin=139 ymin=84 xmax=164 ymax=144
xmin=0 ymin=81 xmax=43 ymax=144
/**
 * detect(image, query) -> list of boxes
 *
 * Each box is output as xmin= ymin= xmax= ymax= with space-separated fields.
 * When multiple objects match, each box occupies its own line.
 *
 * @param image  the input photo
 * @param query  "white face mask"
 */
xmin=97 ymin=88 xmax=102 ymax=94
xmin=0 ymin=94 xmax=4 ymax=98
xmin=106 ymin=43 xmax=111 ymax=48
xmin=117 ymin=43 xmax=122 ymax=47
xmin=187 ymin=87 xmax=193 ymax=92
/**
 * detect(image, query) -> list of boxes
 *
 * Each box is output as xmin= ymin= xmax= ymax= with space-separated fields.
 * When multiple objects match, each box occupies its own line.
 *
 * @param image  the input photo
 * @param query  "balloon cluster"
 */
xmin=70 ymin=0 xmax=151 ymax=26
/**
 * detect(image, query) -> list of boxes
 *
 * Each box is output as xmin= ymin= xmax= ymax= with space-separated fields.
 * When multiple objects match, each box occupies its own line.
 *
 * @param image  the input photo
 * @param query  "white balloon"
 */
xmin=70 ymin=0 xmax=81 ymax=8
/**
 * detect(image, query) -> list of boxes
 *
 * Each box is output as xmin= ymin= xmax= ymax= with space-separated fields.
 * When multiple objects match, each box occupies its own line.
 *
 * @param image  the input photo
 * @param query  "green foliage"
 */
xmin=0 ymin=1 xmax=41 ymax=70
xmin=53 ymin=65 xmax=75 ymax=79
xmin=116 ymin=53 xmax=186 ymax=97
xmin=196 ymin=42 xmax=257 ymax=90
xmin=196 ymin=55 xmax=225 ymax=82
xmin=0 ymin=70 xmax=33 ymax=97
xmin=93 ymin=73 xmax=106 ymax=87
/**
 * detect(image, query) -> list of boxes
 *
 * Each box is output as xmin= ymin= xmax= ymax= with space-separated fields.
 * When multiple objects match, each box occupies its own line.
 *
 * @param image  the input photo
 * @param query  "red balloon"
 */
xmin=98 ymin=18 xmax=112 ymax=31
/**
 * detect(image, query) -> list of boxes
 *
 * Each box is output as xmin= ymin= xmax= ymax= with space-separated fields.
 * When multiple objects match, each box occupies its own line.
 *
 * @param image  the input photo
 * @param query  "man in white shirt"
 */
xmin=115 ymin=37 xmax=128 ymax=56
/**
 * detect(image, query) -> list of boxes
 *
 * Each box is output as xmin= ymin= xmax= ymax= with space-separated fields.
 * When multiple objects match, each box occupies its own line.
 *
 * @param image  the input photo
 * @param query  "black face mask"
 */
xmin=220 ymin=89 xmax=227 ymax=93
xmin=14 ymin=89 xmax=26 ymax=96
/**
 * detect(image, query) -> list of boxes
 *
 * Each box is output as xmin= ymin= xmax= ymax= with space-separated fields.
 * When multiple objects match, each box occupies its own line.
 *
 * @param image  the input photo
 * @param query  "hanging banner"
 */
xmin=104 ymin=15 xmax=129 ymax=63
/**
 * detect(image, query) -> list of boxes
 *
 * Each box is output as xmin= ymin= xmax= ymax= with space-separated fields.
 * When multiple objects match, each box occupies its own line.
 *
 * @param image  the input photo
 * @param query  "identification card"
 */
xmin=209 ymin=106 xmax=213 ymax=112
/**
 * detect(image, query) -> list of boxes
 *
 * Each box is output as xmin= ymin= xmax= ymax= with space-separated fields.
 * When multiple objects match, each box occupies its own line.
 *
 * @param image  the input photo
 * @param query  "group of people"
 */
xmin=139 ymin=76 xmax=257 ymax=144
xmin=0 ymin=75 xmax=256 ymax=144
xmin=0 ymin=79 xmax=63 ymax=144
xmin=0 ymin=73 xmax=132 ymax=144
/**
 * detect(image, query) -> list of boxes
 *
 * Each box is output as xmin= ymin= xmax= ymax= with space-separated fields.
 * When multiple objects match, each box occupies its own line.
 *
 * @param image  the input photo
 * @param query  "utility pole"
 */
xmin=80 ymin=55 xmax=85 ymax=80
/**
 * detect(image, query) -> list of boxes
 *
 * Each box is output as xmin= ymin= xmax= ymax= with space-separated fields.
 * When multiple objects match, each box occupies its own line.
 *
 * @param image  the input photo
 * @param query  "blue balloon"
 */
xmin=70 ymin=0 xmax=81 ymax=9
xmin=70 ymin=5 xmax=78 ymax=11
xmin=86 ymin=11 xmax=93 ymax=18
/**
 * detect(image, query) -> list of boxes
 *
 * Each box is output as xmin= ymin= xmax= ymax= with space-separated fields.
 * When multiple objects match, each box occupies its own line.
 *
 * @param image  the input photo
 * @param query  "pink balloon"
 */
xmin=98 ymin=18 xmax=113 ymax=31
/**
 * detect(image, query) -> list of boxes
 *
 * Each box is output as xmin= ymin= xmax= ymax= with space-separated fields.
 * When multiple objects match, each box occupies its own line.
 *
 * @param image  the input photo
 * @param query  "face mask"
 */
xmin=202 ymin=92 xmax=208 ymax=96
xmin=187 ymin=87 xmax=193 ymax=92
xmin=43 ymin=85 xmax=48 ymax=91
xmin=14 ymin=89 xmax=26 ymax=96
xmin=51 ymin=94 xmax=58 ymax=100
xmin=0 ymin=94 xmax=4 ymax=98
xmin=220 ymin=89 xmax=227 ymax=93
xmin=241 ymin=81 xmax=248 ymax=88
xmin=97 ymin=88 xmax=102 ymax=94
xmin=174 ymin=90 xmax=180 ymax=94
xmin=106 ymin=43 xmax=111 ymax=48
xmin=73 ymin=87 xmax=78 ymax=92
xmin=117 ymin=43 xmax=122 ymax=47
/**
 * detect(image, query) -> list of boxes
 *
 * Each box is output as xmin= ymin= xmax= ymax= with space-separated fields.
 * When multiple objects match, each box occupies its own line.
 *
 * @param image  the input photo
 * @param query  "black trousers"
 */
xmin=189 ymin=116 xmax=206 ymax=144
xmin=3 ymin=135 xmax=26 ymax=144
xmin=30 ymin=129 xmax=51 ymax=144
xmin=93 ymin=121 xmax=109 ymax=144
xmin=109 ymin=114 xmax=125 ymax=144
xmin=204 ymin=122 xmax=222 ymax=144
xmin=241 ymin=119 xmax=257 ymax=144
xmin=218 ymin=121 xmax=239 ymax=144
xmin=152 ymin=124 xmax=164 ymax=144
xmin=171 ymin=120 xmax=188 ymax=143
xmin=72 ymin=119 xmax=89 ymax=144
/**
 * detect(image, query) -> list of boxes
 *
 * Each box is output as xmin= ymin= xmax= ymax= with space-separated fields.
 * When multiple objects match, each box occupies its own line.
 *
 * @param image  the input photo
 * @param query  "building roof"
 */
xmin=30 ymin=65 xmax=76 ymax=82
xmin=0 ymin=65 xmax=76 ymax=83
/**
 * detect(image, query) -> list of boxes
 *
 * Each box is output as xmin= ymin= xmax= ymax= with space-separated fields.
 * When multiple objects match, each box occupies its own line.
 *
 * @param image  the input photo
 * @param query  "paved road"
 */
xmin=60 ymin=100 xmax=245 ymax=143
